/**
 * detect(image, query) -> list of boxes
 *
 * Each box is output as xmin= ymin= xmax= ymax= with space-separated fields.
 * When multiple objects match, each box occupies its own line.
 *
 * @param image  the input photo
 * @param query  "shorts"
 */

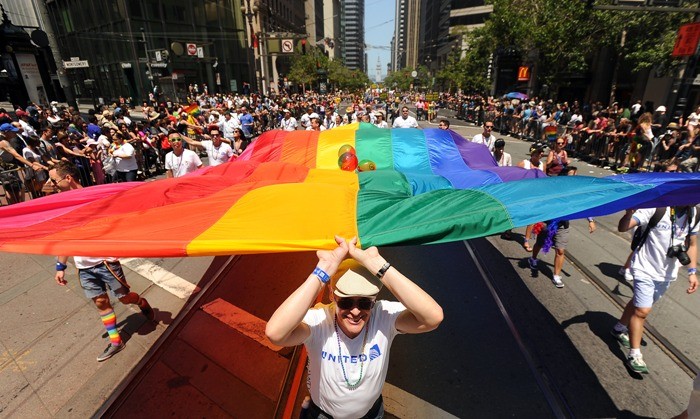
xmin=632 ymin=275 xmax=671 ymax=308
xmin=535 ymin=225 xmax=569 ymax=250
xmin=79 ymin=261 xmax=130 ymax=299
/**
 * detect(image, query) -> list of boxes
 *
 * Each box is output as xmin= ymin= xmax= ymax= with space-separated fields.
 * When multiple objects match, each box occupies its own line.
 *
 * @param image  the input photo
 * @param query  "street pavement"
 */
xmin=0 ymin=105 xmax=697 ymax=417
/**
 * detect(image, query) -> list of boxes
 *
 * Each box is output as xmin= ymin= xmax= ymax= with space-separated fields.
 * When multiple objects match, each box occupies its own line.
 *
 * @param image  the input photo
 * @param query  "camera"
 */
xmin=667 ymin=244 xmax=691 ymax=266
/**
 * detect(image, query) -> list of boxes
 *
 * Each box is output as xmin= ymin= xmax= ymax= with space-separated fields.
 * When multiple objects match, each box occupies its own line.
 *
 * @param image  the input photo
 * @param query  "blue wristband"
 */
xmin=689 ymin=268 xmax=697 ymax=275
xmin=313 ymin=267 xmax=330 ymax=284
xmin=56 ymin=262 xmax=68 ymax=271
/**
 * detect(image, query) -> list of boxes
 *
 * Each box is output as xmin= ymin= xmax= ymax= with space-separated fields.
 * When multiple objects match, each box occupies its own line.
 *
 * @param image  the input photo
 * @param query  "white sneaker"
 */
xmin=552 ymin=275 xmax=564 ymax=288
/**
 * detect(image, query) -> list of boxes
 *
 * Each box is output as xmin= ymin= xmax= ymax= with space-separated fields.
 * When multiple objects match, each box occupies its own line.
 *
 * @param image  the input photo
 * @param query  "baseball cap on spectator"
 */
xmin=15 ymin=109 xmax=28 ymax=118
xmin=656 ymin=106 xmax=667 ymax=112
xmin=0 ymin=123 xmax=19 ymax=132
xmin=494 ymin=139 xmax=506 ymax=148
xmin=331 ymin=260 xmax=383 ymax=298
xmin=667 ymin=122 xmax=680 ymax=130
xmin=283 ymin=109 xmax=291 ymax=113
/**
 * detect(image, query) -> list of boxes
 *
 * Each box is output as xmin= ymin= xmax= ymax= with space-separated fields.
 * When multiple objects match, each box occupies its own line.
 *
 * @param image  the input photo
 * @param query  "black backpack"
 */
xmin=630 ymin=207 xmax=697 ymax=251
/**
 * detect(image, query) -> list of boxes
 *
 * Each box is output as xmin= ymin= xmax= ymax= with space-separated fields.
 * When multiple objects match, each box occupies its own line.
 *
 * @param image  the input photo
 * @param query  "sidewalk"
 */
xmin=0 ymin=252 xmax=215 ymax=416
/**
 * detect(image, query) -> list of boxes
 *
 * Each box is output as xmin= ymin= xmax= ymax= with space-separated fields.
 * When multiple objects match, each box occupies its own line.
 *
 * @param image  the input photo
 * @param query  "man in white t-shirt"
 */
xmin=300 ymin=107 xmax=319 ymax=130
xmin=180 ymin=127 xmax=233 ymax=166
xmin=280 ymin=109 xmax=298 ymax=131
xmin=110 ymin=133 xmax=139 ymax=182
xmin=165 ymin=132 xmax=202 ymax=178
xmin=49 ymin=161 xmax=155 ymax=363
xmin=612 ymin=207 xmax=698 ymax=374
xmin=219 ymin=111 xmax=240 ymax=142
xmin=392 ymin=106 xmax=419 ymax=128
xmin=492 ymin=138 xmax=512 ymax=167
xmin=471 ymin=122 xmax=496 ymax=151
xmin=266 ymin=236 xmax=443 ymax=419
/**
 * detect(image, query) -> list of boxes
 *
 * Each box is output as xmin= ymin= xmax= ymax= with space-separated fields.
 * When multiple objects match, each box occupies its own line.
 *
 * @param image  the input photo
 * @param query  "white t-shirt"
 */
xmin=306 ymin=125 xmax=326 ymax=131
xmin=688 ymin=112 xmax=700 ymax=127
xmin=201 ymin=140 xmax=233 ymax=166
xmin=392 ymin=116 xmax=418 ymax=128
xmin=281 ymin=117 xmax=297 ymax=131
xmin=374 ymin=121 xmax=389 ymax=129
xmin=632 ymin=208 xmax=699 ymax=281
xmin=73 ymin=256 xmax=119 ymax=270
xmin=521 ymin=159 xmax=544 ymax=171
xmin=165 ymin=149 xmax=202 ymax=177
xmin=472 ymin=133 xmax=496 ymax=151
xmin=300 ymin=112 xmax=319 ymax=128
xmin=493 ymin=151 xmax=512 ymax=167
xmin=303 ymin=301 xmax=405 ymax=419
xmin=113 ymin=142 xmax=138 ymax=172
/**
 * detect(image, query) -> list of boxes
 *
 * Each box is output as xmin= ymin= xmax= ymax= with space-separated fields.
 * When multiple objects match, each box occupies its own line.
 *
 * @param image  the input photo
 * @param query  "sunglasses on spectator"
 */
xmin=556 ymin=142 xmax=565 ymax=145
xmin=484 ymin=125 xmax=494 ymax=129
xmin=170 ymin=137 xmax=182 ymax=143
xmin=48 ymin=176 xmax=67 ymax=186
xmin=336 ymin=297 xmax=375 ymax=310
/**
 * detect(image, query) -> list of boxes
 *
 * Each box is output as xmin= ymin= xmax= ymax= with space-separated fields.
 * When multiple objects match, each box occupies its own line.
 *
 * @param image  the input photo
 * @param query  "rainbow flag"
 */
xmin=544 ymin=125 xmax=558 ymax=142
xmin=0 ymin=123 xmax=698 ymax=257
xmin=183 ymin=104 xmax=200 ymax=116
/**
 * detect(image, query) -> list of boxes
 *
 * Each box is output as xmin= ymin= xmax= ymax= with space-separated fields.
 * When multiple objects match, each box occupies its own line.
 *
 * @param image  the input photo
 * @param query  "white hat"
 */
xmin=332 ymin=260 xmax=382 ymax=298
xmin=656 ymin=105 xmax=667 ymax=112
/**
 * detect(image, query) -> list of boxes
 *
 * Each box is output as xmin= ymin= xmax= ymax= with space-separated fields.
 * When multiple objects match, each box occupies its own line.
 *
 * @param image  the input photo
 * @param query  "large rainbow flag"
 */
xmin=0 ymin=123 xmax=698 ymax=257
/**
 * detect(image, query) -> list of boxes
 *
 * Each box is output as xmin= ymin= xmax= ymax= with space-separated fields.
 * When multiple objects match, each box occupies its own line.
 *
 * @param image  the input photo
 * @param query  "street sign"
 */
xmin=186 ymin=43 xmax=197 ymax=56
xmin=281 ymin=39 xmax=294 ymax=53
xmin=151 ymin=62 xmax=168 ymax=68
xmin=216 ymin=72 xmax=221 ymax=85
xmin=120 ymin=62 xmax=132 ymax=69
xmin=197 ymin=47 xmax=204 ymax=58
xmin=172 ymin=73 xmax=178 ymax=80
xmin=155 ymin=51 xmax=162 ymax=62
xmin=673 ymin=22 xmax=700 ymax=57
xmin=411 ymin=70 xmax=418 ymax=78
xmin=63 ymin=60 xmax=88 ymax=69
xmin=692 ymin=75 xmax=700 ymax=86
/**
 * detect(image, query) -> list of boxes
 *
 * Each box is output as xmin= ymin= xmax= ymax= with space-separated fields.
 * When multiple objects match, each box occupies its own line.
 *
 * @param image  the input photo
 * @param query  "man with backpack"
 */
xmin=611 ymin=206 xmax=698 ymax=374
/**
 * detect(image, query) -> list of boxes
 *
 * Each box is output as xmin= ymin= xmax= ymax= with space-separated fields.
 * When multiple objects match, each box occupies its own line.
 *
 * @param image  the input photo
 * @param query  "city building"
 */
xmin=390 ymin=0 xmax=420 ymax=71
xmin=340 ymin=0 xmax=365 ymax=71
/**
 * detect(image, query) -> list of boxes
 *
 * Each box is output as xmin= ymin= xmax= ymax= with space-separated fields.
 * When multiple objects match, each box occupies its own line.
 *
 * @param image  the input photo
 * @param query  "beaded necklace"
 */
xmin=334 ymin=312 xmax=370 ymax=390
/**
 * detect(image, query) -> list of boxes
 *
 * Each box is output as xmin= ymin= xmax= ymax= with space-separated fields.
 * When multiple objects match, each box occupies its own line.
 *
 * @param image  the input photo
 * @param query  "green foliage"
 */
xmin=461 ymin=0 xmax=695 ymax=94
xmin=288 ymin=49 xmax=369 ymax=91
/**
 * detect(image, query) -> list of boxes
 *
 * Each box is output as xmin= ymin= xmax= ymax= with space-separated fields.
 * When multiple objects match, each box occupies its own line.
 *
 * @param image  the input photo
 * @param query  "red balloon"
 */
xmin=338 ymin=152 xmax=359 ymax=171
xmin=358 ymin=159 xmax=377 ymax=172
xmin=338 ymin=144 xmax=356 ymax=157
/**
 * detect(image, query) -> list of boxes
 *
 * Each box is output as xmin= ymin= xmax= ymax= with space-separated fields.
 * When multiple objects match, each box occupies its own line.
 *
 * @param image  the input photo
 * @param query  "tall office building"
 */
xmin=391 ymin=0 xmax=420 ymax=71
xmin=340 ymin=0 xmax=364 ymax=71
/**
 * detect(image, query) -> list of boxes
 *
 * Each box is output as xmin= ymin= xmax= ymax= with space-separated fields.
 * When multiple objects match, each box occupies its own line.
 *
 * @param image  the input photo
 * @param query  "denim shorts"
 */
xmin=632 ymin=276 xmax=671 ymax=309
xmin=79 ymin=261 xmax=130 ymax=299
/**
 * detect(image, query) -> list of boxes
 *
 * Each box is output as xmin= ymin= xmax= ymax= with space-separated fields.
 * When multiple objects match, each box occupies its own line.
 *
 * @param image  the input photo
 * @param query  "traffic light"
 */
xmin=301 ymin=39 xmax=306 ymax=54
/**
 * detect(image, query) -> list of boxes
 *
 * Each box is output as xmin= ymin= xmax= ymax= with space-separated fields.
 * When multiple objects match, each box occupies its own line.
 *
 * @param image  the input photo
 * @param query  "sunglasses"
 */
xmin=170 ymin=138 xmax=182 ymax=143
xmin=336 ymin=297 xmax=374 ymax=311
xmin=49 ymin=176 xmax=67 ymax=186
xmin=556 ymin=142 xmax=565 ymax=145
xmin=484 ymin=126 xmax=493 ymax=129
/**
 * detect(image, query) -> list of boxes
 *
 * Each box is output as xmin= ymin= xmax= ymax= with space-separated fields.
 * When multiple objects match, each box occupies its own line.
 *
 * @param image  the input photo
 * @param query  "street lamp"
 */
xmin=241 ymin=0 xmax=260 ymax=93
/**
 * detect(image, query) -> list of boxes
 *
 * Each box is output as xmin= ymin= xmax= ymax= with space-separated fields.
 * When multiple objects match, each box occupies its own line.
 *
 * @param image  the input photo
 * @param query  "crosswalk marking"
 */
xmin=121 ymin=258 xmax=199 ymax=299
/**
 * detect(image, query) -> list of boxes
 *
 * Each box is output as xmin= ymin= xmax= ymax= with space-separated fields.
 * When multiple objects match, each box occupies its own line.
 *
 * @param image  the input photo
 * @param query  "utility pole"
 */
xmin=141 ymin=28 xmax=154 ymax=89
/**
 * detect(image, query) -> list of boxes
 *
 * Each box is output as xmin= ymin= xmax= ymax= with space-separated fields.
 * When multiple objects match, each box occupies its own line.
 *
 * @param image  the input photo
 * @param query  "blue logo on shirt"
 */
xmin=320 ymin=345 xmax=383 ymax=364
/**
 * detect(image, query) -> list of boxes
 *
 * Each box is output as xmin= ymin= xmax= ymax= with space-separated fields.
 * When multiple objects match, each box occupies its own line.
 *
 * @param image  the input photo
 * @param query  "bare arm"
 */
xmin=1 ymin=140 xmax=47 ymax=170
xmin=687 ymin=234 xmax=698 ymax=294
xmin=347 ymin=240 xmax=443 ymax=334
xmin=180 ymin=133 xmax=202 ymax=148
xmin=618 ymin=209 xmax=639 ymax=232
xmin=266 ymin=236 xmax=349 ymax=346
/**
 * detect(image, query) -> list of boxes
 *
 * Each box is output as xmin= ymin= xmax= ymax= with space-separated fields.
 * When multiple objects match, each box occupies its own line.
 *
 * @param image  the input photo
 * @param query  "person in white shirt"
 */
xmin=612 ymin=207 xmax=698 ymax=374
xmin=15 ymin=110 xmax=37 ymax=138
xmin=471 ymin=122 xmax=497 ymax=151
xmin=323 ymin=112 xmax=336 ymax=130
xmin=265 ymin=236 xmax=443 ymax=419
xmin=180 ymin=127 xmax=233 ymax=166
xmin=110 ymin=133 xmax=138 ymax=182
xmin=373 ymin=112 xmax=389 ymax=128
xmin=686 ymin=105 xmax=700 ymax=128
xmin=300 ymin=107 xmax=319 ymax=129
xmin=280 ymin=109 xmax=298 ymax=131
xmin=492 ymin=139 xmax=512 ymax=167
xmin=219 ymin=111 xmax=240 ymax=141
xmin=392 ymin=106 xmax=419 ymax=128
xmin=165 ymin=133 xmax=203 ymax=178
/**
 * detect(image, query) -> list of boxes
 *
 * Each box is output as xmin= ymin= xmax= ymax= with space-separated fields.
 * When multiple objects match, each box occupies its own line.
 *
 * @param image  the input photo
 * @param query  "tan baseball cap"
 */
xmin=332 ymin=260 xmax=382 ymax=298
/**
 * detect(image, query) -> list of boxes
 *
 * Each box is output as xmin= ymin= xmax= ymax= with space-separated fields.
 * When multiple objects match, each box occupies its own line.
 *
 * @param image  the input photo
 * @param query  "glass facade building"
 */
xmin=46 ymin=0 xmax=250 ymax=102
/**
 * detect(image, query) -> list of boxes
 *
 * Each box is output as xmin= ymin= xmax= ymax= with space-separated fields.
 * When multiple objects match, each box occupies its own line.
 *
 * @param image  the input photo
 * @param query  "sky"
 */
xmin=364 ymin=0 xmax=395 ymax=81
